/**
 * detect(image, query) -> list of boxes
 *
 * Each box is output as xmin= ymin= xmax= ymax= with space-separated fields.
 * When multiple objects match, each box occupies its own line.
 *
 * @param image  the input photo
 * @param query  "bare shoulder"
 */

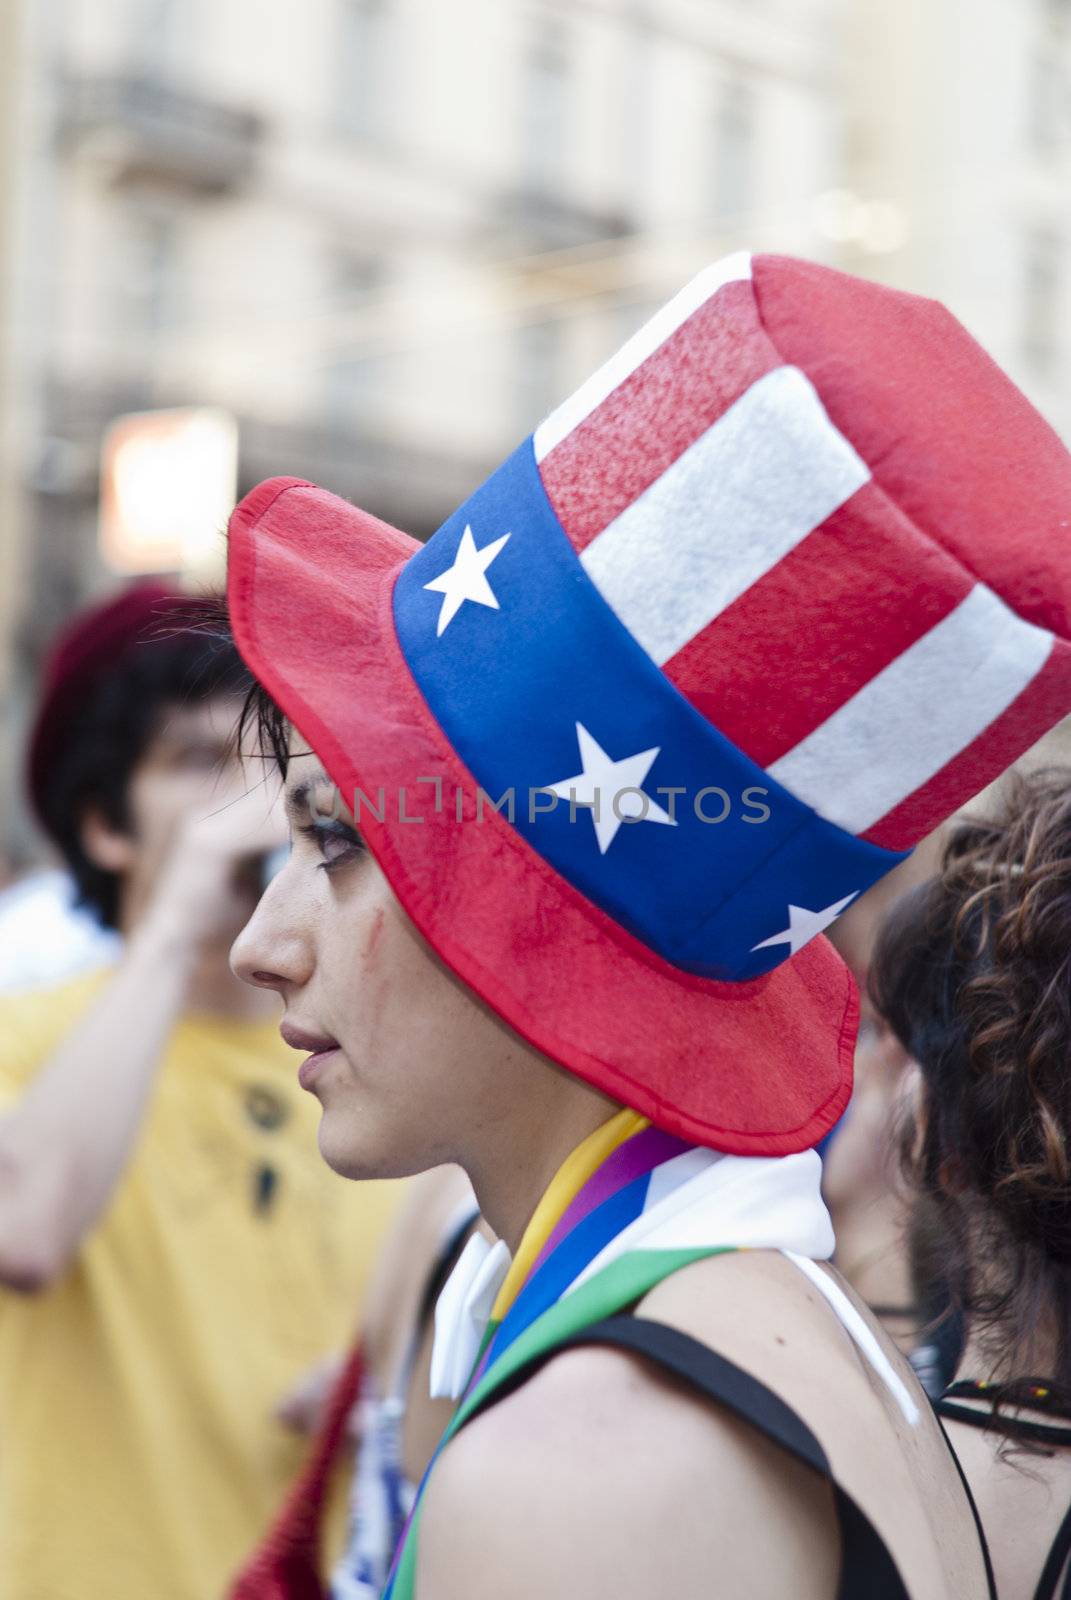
xmin=416 ymin=1338 xmax=838 ymax=1600
xmin=635 ymin=1253 xmax=915 ymax=1480
xmin=636 ymin=1251 xmax=988 ymax=1600
xmin=638 ymin=1248 xmax=903 ymax=1420
xmin=362 ymin=1163 xmax=475 ymax=1368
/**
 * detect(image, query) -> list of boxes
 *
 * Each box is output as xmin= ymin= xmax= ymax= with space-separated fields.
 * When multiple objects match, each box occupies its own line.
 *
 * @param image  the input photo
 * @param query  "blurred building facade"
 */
xmin=0 ymin=0 xmax=1067 ymax=860
xmin=0 ymin=0 xmax=847 ymax=857
xmin=845 ymin=0 xmax=1071 ymax=439
xmin=0 ymin=0 xmax=26 ymax=837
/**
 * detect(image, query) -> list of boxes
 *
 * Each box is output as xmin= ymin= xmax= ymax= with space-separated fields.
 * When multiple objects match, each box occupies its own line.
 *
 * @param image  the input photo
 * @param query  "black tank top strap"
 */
xmin=935 ymin=1397 xmax=1071 ymax=1450
xmin=395 ymin=1204 xmax=482 ymax=1400
xmin=931 ymin=1412 xmax=998 ymax=1600
xmin=935 ymin=1386 xmax=1071 ymax=1600
xmin=1034 ymin=1500 xmax=1071 ymax=1600
xmin=462 ymin=1312 xmax=913 ymax=1599
xmin=415 ymin=1206 xmax=482 ymax=1334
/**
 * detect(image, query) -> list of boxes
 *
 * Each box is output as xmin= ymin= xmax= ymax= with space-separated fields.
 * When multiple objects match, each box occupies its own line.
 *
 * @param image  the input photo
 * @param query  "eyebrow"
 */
xmin=285 ymin=768 xmax=333 ymax=821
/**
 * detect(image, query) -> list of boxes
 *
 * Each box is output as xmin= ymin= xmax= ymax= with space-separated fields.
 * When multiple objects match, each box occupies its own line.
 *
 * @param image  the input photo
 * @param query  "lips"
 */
xmin=280 ymin=1020 xmax=340 ymax=1055
xmin=279 ymin=1021 xmax=342 ymax=1092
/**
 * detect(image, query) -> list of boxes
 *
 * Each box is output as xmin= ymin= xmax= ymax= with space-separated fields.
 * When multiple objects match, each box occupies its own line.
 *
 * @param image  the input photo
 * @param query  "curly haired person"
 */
xmin=873 ymin=768 xmax=1071 ymax=1600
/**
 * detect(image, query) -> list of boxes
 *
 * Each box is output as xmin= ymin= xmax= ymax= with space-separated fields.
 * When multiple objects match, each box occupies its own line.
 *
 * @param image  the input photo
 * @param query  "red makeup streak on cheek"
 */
xmin=360 ymin=907 xmax=390 ymax=1060
xmin=364 ymin=906 xmax=385 ymax=961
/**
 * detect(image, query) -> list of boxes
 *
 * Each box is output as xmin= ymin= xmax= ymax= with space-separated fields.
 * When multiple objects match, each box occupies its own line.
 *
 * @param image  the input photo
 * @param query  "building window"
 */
xmin=127 ymin=0 xmax=186 ymax=74
xmin=516 ymin=316 xmax=564 ymax=430
xmin=336 ymin=0 xmax=386 ymax=140
xmin=618 ymin=23 xmax=650 ymax=214
xmin=1031 ymin=50 xmax=1062 ymax=155
xmin=613 ymin=290 xmax=660 ymax=352
xmin=711 ymin=79 xmax=756 ymax=226
xmin=324 ymin=254 xmax=384 ymax=424
xmin=521 ymin=24 xmax=570 ymax=196
xmin=1024 ymin=229 xmax=1062 ymax=377
xmin=120 ymin=203 xmax=183 ymax=344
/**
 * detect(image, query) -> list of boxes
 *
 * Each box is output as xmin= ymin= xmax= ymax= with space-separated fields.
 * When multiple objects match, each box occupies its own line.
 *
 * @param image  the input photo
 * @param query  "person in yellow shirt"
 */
xmin=0 ymin=584 xmax=400 ymax=1600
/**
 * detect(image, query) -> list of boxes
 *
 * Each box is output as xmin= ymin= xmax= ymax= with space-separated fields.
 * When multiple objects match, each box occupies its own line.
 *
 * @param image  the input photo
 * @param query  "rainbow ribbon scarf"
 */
xmin=383 ymin=1113 xmax=834 ymax=1599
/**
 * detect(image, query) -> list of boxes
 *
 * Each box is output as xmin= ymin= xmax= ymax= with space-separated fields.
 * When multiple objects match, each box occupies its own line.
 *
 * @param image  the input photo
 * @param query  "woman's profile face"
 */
xmin=230 ymin=736 xmax=531 ymax=1181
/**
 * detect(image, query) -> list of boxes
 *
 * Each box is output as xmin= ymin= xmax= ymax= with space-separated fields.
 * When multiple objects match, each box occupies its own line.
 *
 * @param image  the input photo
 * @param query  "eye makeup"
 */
xmin=301 ymin=816 xmax=366 ymax=871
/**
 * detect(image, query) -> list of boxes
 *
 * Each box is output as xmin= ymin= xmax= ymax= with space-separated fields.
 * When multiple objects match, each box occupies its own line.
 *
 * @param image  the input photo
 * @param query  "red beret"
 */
xmin=26 ymin=582 xmax=204 ymax=837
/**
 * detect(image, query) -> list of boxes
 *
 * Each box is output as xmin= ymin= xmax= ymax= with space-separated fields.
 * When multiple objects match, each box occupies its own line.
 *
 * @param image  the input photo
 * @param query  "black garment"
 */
xmin=392 ymin=1204 xmax=482 ymax=1400
xmin=416 ymin=1207 xmax=483 ymax=1334
xmin=464 ymin=1313 xmax=923 ymax=1598
xmin=935 ymin=1383 xmax=1071 ymax=1600
xmin=909 ymin=1306 xmax=966 ymax=1402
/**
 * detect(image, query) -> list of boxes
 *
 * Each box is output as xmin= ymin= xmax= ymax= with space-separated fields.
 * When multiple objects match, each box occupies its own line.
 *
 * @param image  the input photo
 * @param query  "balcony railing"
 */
xmin=57 ymin=72 xmax=264 ymax=195
xmin=491 ymin=184 xmax=635 ymax=255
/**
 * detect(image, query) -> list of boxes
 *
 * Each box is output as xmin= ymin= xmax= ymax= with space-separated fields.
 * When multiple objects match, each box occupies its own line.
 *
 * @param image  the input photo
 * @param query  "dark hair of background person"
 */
xmin=200 ymin=605 xmax=291 ymax=783
xmin=870 ymin=768 xmax=1071 ymax=1420
xmin=38 ymin=628 xmax=247 ymax=931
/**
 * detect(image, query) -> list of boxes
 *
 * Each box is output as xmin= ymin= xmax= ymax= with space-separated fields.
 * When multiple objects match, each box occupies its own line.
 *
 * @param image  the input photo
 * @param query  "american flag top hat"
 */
xmin=228 ymin=252 xmax=1071 ymax=1157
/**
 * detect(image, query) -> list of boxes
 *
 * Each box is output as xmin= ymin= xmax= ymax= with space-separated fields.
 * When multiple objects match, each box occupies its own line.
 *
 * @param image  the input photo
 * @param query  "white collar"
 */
xmin=427 ymin=1145 xmax=917 ymax=1423
xmin=429 ymin=1233 xmax=511 ymax=1401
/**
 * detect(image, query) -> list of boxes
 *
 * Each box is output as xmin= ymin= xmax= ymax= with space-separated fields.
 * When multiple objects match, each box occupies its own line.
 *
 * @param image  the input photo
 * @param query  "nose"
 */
xmin=230 ymin=864 xmax=313 ymax=993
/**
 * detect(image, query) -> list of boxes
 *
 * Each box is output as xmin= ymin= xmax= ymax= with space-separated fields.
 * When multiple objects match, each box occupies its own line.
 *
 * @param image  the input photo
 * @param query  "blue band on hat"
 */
xmin=393 ymin=439 xmax=904 ymax=980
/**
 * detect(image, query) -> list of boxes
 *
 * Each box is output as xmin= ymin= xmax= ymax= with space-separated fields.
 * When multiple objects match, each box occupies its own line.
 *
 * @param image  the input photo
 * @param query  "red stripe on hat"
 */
xmin=663 ymin=483 xmax=975 ymax=769
xmin=539 ymin=278 xmax=780 ymax=554
xmin=752 ymin=252 xmax=1071 ymax=642
xmin=862 ymin=638 xmax=1071 ymax=850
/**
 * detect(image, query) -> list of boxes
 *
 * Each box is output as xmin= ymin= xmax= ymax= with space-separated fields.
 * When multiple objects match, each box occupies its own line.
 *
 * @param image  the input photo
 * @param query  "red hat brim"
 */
xmin=228 ymin=478 xmax=857 ymax=1156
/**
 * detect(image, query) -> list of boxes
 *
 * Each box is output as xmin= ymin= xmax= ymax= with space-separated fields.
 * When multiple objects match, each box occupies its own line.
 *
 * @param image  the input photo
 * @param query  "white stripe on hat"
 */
xmin=769 ymin=584 xmax=1056 ymax=834
xmin=579 ymin=365 xmax=871 ymax=666
xmin=533 ymin=252 xmax=754 ymax=463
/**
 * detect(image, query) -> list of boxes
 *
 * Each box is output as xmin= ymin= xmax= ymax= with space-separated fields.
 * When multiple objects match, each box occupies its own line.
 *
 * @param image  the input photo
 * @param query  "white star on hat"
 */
xmin=423 ymin=524 xmax=511 ymax=636
xmin=750 ymin=891 xmax=860 ymax=957
xmin=545 ymin=722 xmax=677 ymax=855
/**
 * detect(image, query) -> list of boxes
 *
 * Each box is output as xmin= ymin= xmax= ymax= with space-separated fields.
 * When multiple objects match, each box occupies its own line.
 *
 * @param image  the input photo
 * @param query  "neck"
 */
xmin=957 ymin=1321 xmax=1060 ymax=1388
xmin=953 ymin=1223 xmax=1062 ymax=1386
xmin=461 ymin=1083 xmax=625 ymax=1256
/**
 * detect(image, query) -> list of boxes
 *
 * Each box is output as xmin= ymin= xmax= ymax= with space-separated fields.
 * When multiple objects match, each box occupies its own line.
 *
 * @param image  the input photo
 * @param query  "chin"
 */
xmin=316 ymin=1110 xmax=396 ymax=1182
xmin=317 ymin=1117 xmax=370 ymax=1179
xmin=316 ymin=1107 xmax=447 ymax=1183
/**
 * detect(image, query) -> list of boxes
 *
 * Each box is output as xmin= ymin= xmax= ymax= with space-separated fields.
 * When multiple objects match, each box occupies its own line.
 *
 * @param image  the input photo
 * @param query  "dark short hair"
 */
xmin=238 ymin=670 xmax=292 ymax=779
xmin=37 ymin=629 xmax=247 ymax=929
